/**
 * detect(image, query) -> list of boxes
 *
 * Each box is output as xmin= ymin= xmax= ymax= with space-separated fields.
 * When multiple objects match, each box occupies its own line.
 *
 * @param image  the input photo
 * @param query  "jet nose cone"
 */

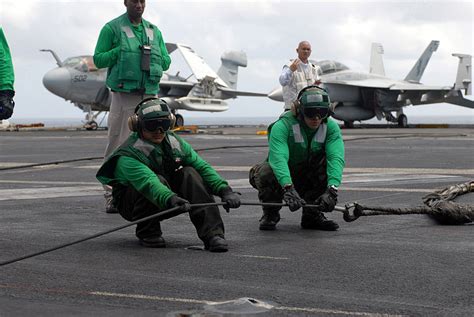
xmin=268 ymin=87 xmax=283 ymax=101
xmin=43 ymin=67 xmax=71 ymax=98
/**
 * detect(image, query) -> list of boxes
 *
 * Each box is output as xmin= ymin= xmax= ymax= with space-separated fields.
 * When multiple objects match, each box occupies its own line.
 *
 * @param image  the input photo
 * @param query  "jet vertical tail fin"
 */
xmin=404 ymin=40 xmax=439 ymax=83
xmin=452 ymin=53 xmax=472 ymax=95
xmin=217 ymin=51 xmax=247 ymax=90
xmin=369 ymin=43 xmax=385 ymax=76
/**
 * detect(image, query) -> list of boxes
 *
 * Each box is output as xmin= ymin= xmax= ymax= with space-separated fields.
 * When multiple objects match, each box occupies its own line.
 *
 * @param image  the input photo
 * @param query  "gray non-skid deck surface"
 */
xmin=0 ymin=128 xmax=473 ymax=316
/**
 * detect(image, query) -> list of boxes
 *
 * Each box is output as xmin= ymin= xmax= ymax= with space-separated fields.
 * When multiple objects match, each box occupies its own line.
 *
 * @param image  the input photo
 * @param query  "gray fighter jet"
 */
xmin=268 ymin=41 xmax=473 ymax=127
xmin=42 ymin=43 xmax=266 ymax=129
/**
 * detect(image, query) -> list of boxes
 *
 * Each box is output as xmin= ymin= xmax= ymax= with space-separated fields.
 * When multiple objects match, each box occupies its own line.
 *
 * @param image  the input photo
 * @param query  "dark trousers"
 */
xmin=249 ymin=158 xmax=327 ymax=217
xmin=116 ymin=166 xmax=225 ymax=242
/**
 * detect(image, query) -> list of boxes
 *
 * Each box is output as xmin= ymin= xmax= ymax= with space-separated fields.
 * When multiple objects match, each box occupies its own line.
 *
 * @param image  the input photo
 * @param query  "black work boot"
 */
xmin=139 ymin=235 xmax=166 ymax=248
xmin=301 ymin=210 xmax=339 ymax=231
xmin=259 ymin=210 xmax=281 ymax=231
xmin=205 ymin=235 xmax=228 ymax=253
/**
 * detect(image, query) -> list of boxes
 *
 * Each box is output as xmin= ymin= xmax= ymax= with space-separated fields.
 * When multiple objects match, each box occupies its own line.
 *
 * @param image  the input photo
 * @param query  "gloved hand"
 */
xmin=167 ymin=195 xmax=191 ymax=212
xmin=315 ymin=186 xmax=338 ymax=212
xmin=283 ymin=185 xmax=306 ymax=212
xmin=219 ymin=186 xmax=241 ymax=213
xmin=0 ymin=90 xmax=15 ymax=120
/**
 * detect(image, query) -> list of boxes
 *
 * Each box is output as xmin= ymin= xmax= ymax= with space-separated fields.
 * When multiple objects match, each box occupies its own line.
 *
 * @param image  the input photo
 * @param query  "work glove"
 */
xmin=0 ymin=90 xmax=15 ymax=120
xmin=219 ymin=186 xmax=241 ymax=213
xmin=315 ymin=186 xmax=338 ymax=213
xmin=283 ymin=185 xmax=306 ymax=212
xmin=167 ymin=195 xmax=191 ymax=212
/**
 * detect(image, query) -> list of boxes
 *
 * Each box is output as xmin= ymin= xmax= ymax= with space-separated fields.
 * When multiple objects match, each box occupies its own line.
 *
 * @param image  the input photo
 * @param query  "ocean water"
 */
xmin=8 ymin=115 xmax=473 ymax=128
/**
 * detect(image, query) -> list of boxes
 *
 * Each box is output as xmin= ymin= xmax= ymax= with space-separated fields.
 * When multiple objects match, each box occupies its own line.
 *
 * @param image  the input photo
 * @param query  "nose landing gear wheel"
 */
xmin=397 ymin=114 xmax=408 ymax=128
xmin=85 ymin=121 xmax=98 ymax=131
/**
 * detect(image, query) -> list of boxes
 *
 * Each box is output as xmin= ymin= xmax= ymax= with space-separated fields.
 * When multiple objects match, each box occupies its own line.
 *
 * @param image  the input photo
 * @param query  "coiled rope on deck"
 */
xmin=343 ymin=181 xmax=474 ymax=224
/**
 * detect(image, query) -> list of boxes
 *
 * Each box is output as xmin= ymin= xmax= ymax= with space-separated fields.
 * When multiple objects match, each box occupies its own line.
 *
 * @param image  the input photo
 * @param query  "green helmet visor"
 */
xmin=142 ymin=118 xmax=171 ymax=133
xmin=303 ymin=107 xmax=329 ymax=119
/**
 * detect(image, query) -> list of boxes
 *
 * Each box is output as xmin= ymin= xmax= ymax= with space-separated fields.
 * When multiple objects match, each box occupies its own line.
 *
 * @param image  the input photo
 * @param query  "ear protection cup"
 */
xmin=290 ymin=99 xmax=300 ymax=117
xmin=328 ymin=102 xmax=336 ymax=116
xmin=128 ymin=114 xmax=139 ymax=132
xmin=169 ymin=112 xmax=176 ymax=130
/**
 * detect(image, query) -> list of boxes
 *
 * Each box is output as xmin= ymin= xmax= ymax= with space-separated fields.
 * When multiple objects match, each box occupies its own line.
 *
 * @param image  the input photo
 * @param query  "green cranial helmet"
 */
xmin=298 ymin=86 xmax=330 ymax=109
xmin=297 ymin=86 xmax=331 ymax=120
xmin=137 ymin=98 xmax=170 ymax=121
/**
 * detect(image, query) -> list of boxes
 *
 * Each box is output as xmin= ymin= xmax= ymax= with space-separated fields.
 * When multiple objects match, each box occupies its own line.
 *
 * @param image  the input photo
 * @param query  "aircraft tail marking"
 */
xmin=452 ymin=53 xmax=472 ymax=95
xmin=217 ymin=51 xmax=248 ymax=90
xmin=404 ymin=40 xmax=439 ymax=83
xmin=369 ymin=43 xmax=385 ymax=76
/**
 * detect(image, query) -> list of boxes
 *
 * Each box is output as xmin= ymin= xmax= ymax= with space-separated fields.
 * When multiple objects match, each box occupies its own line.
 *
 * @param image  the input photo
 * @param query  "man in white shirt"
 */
xmin=279 ymin=41 xmax=321 ymax=111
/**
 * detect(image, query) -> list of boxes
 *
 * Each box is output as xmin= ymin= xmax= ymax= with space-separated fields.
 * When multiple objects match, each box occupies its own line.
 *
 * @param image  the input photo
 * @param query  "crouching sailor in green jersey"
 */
xmin=249 ymin=85 xmax=345 ymax=231
xmin=96 ymin=98 xmax=240 ymax=252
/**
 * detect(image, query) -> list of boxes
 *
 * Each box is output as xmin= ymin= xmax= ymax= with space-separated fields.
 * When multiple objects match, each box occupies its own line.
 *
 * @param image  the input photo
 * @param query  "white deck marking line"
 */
xmin=0 ymin=163 xmax=33 ymax=168
xmin=46 ymin=164 xmax=473 ymax=176
xmin=90 ymin=291 xmax=404 ymax=317
xmin=0 ymin=186 xmax=102 ymax=200
xmin=215 ymin=166 xmax=474 ymax=175
xmin=234 ymin=254 xmax=289 ymax=260
xmin=0 ymin=184 xmax=441 ymax=201
xmin=0 ymin=173 xmax=456 ymax=188
xmin=71 ymin=165 xmax=474 ymax=175
xmin=0 ymin=180 xmax=97 ymax=185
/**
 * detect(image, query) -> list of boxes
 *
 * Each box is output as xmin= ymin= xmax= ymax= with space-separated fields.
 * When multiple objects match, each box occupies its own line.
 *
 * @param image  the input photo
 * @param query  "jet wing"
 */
xmin=325 ymin=79 xmax=451 ymax=91
xmin=218 ymin=86 xmax=267 ymax=98
xmin=176 ymin=43 xmax=228 ymax=88
xmin=325 ymin=80 xmax=473 ymax=108
xmin=159 ymin=80 xmax=195 ymax=89
xmin=389 ymin=83 xmax=451 ymax=91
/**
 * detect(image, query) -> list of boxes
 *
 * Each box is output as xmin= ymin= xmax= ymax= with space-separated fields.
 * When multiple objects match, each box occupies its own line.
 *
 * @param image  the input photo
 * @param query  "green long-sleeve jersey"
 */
xmin=267 ymin=113 xmax=345 ymax=187
xmin=0 ymin=27 xmax=14 ymax=91
xmin=97 ymin=132 xmax=229 ymax=209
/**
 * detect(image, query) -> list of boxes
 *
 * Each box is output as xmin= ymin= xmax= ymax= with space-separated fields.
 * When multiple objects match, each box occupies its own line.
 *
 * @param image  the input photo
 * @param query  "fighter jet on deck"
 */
xmin=268 ymin=41 xmax=473 ymax=127
xmin=41 ymin=43 xmax=266 ymax=129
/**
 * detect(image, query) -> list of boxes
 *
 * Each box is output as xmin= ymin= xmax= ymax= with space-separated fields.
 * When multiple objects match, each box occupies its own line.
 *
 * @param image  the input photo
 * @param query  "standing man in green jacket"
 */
xmin=249 ymin=85 xmax=344 ymax=231
xmin=94 ymin=0 xmax=171 ymax=213
xmin=97 ymin=98 xmax=241 ymax=252
xmin=0 ymin=27 xmax=15 ymax=120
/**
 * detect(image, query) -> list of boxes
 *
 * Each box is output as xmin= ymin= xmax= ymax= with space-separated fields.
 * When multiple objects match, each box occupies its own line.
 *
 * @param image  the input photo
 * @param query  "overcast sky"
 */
xmin=0 ymin=0 xmax=472 ymax=124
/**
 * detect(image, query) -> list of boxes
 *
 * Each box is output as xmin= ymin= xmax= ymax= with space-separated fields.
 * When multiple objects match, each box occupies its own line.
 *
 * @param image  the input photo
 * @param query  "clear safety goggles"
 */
xmin=303 ymin=107 xmax=329 ymax=120
xmin=142 ymin=118 xmax=171 ymax=133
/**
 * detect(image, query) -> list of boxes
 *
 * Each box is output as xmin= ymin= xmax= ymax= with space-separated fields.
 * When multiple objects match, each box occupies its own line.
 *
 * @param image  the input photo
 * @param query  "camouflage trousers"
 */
xmin=248 ymin=157 xmax=328 ymax=216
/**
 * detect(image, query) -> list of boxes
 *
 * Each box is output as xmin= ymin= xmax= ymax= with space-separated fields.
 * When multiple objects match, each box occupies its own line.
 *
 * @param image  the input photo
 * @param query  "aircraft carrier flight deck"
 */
xmin=0 ymin=126 xmax=473 ymax=316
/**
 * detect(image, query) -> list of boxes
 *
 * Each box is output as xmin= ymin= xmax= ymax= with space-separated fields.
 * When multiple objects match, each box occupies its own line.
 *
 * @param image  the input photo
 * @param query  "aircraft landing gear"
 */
xmin=175 ymin=114 xmax=184 ymax=127
xmin=343 ymin=120 xmax=354 ymax=128
xmin=397 ymin=114 xmax=408 ymax=128
xmin=84 ymin=120 xmax=98 ymax=131
xmin=83 ymin=107 xmax=105 ymax=130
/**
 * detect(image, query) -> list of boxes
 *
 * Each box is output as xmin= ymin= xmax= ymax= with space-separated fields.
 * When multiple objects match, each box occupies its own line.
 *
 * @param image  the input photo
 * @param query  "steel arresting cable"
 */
xmin=0 ymin=201 xmax=319 ymax=267
xmin=1 ymin=190 xmax=473 ymax=267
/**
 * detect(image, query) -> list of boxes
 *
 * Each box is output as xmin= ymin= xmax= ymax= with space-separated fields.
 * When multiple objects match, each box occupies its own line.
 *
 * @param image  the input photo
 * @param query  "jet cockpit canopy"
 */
xmin=63 ymin=56 xmax=98 ymax=73
xmin=315 ymin=60 xmax=349 ymax=75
